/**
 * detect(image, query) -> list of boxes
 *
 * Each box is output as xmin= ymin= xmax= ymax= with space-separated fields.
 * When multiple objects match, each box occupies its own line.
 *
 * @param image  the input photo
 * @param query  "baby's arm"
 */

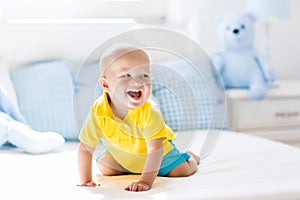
xmin=125 ymin=138 xmax=163 ymax=192
xmin=77 ymin=142 xmax=99 ymax=187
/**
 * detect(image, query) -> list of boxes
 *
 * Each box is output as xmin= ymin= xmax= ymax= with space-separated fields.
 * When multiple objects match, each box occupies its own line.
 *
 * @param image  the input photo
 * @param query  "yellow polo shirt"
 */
xmin=79 ymin=92 xmax=175 ymax=173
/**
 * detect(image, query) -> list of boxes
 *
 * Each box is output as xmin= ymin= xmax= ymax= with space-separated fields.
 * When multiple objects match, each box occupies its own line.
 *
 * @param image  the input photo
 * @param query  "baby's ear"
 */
xmin=100 ymin=76 xmax=109 ymax=91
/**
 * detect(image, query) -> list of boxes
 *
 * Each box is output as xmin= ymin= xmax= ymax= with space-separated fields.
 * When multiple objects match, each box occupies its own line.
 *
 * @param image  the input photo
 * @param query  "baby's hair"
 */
xmin=99 ymin=43 xmax=149 ymax=76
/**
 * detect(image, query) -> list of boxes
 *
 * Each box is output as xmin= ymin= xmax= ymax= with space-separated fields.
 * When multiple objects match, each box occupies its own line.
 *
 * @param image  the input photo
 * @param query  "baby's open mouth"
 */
xmin=127 ymin=90 xmax=142 ymax=100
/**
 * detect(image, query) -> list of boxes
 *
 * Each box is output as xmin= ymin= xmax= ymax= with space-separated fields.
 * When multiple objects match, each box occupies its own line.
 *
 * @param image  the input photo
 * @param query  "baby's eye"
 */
xmin=241 ymin=24 xmax=245 ymax=29
xmin=141 ymin=74 xmax=149 ymax=78
xmin=122 ymin=74 xmax=131 ymax=78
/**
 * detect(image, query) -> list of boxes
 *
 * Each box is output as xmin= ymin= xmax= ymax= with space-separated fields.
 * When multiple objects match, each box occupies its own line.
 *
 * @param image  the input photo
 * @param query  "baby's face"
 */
xmin=102 ymin=50 xmax=151 ymax=109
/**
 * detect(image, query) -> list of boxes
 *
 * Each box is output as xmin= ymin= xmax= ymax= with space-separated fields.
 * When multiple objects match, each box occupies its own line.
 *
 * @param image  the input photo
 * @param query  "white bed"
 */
xmin=1 ymin=130 xmax=300 ymax=200
xmin=1 ymin=24 xmax=300 ymax=200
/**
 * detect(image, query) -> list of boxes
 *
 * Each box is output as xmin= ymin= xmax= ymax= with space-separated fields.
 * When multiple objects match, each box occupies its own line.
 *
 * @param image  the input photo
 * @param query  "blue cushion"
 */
xmin=73 ymin=62 xmax=102 ymax=131
xmin=11 ymin=60 xmax=77 ymax=140
xmin=151 ymin=59 xmax=226 ymax=132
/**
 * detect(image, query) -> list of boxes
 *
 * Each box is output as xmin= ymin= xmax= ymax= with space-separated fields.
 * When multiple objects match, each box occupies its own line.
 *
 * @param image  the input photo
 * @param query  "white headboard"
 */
xmin=0 ymin=24 xmax=135 ymax=69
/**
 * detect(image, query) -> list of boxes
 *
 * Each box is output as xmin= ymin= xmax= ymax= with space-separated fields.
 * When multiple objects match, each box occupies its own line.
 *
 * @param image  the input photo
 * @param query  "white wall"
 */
xmin=1 ymin=0 xmax=299 ymax=80
xmin=166 ymin=0 xmax=300 ymax=80
xmin=0 ymin=24 xmax=137 ymax=69
xmin=269 ymin=0 xmax=300 ymax=79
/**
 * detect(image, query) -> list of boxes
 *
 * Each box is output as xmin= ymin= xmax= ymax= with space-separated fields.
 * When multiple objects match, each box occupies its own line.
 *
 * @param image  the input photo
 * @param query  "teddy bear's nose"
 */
xmin=233 ymin=29 xmax=239 ymax=34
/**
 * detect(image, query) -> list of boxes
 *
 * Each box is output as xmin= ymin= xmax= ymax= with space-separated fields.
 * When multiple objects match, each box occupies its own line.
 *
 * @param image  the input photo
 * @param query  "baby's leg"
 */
xmin=97 ymin=153 xmax=128 ymax=176
xmin=167 ymin=151 xmax=200 ymax=177
xmin=187 ymin=151 xmax=200 ymax=164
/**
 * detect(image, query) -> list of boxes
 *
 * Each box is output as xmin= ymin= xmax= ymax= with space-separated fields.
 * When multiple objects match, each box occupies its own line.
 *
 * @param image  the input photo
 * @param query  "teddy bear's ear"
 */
xmin=246 ymin=12 xmax=256 ymax=22
xmin=214 ymin=16 xmax=223 ymax=28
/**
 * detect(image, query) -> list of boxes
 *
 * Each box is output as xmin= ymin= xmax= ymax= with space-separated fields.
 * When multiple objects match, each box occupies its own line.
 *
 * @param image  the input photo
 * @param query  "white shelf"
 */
xmin=225 ymin=79 xmax=300 ymax=143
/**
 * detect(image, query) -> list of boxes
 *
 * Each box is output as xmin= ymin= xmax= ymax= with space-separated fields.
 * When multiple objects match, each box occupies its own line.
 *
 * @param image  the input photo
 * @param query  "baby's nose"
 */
xmin=130 ymin=79 xmax=143 ymax=87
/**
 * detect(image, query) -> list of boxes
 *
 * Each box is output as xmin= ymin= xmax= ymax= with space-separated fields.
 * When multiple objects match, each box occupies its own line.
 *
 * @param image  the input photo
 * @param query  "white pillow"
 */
xmin=0 ymin=60 xmax=19 ymax=109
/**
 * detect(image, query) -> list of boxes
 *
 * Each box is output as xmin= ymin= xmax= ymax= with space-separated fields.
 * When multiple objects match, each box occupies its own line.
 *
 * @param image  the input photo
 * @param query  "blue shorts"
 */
xmin=158 ymin=141 xmax=190 ymax=176
xmin=95 ymin=140 xmax=190 ymax=176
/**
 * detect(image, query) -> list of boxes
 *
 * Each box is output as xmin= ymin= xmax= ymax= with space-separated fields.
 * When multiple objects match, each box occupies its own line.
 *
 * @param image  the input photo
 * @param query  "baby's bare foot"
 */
xmin=188 ymin=151 xmax=200 ymax=165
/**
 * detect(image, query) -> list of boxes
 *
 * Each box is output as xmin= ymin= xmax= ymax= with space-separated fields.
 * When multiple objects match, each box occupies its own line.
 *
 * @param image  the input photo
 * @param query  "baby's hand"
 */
xmin=77 ymin=181 xmax=101 ymax=187
xmin=124 ymin=181 xmax=150 ymax=192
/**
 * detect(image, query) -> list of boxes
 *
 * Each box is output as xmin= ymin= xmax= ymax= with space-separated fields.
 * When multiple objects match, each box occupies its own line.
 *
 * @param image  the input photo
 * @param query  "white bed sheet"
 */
xmin=1 ymin=130 xmax=300 ymax=200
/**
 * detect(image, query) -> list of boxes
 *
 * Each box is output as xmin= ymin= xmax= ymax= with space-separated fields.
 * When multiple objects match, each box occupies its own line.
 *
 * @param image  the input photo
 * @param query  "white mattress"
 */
xmin=1 ymin=130 xmax=300 ymax=200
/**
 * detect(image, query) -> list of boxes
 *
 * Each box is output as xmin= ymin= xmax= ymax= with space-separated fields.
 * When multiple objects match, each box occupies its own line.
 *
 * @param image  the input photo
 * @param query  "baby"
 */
xmin=77 ymin=44 xmax=200 ymax=192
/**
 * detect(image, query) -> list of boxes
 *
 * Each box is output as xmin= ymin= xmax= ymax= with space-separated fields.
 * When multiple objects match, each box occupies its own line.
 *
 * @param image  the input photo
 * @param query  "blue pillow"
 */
xmin=73 ymin=62 xmax=102 ymax=131
xmin=11 ymin=60 xmax=78 ymax=140
xmin=151 ymin=59 xmax=226 ymax=132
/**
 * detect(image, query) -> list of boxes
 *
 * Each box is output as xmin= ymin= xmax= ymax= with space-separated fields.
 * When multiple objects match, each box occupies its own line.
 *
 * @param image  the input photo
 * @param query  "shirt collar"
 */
xmin=94 ymin=91 xmax=113 ymax=118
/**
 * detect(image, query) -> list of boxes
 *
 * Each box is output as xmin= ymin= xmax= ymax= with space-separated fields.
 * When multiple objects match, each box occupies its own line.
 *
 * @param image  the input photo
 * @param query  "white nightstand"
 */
xmin=225 ymin=80 xmax=300 ymax=145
